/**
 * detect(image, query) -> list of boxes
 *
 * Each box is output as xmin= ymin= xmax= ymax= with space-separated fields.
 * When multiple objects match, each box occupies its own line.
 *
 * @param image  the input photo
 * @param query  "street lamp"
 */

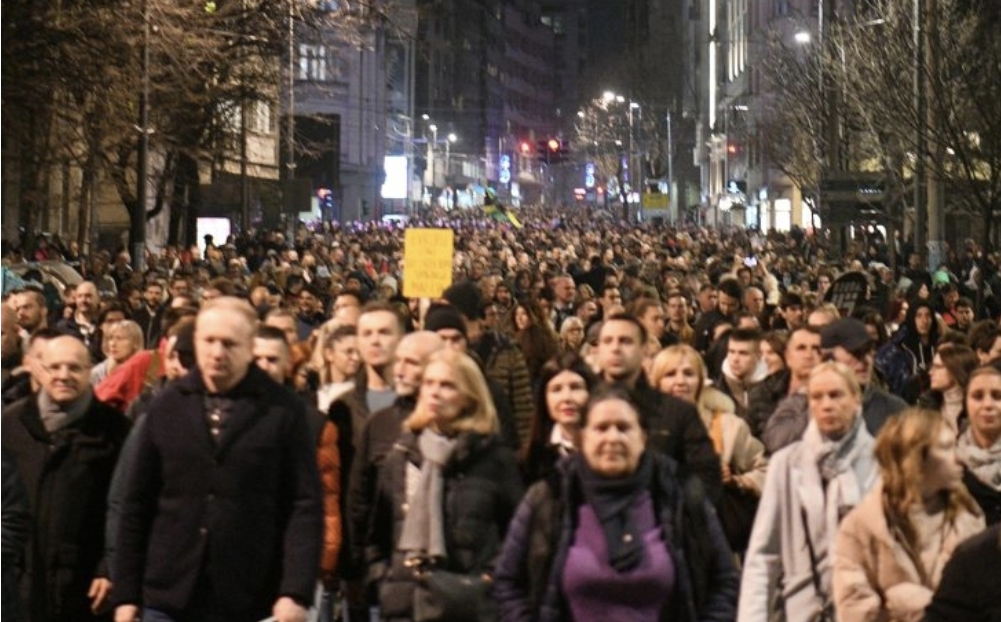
xmin=428 ymin=123 xmax=438 ymax=200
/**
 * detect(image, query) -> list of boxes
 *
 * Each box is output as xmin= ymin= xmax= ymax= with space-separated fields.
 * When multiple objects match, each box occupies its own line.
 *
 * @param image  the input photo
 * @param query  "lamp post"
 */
xmin=429 ymin=123 xmax=438 ymax=204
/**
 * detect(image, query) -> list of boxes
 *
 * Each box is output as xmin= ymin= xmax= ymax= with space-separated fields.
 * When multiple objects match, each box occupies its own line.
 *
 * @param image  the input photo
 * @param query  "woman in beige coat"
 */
xmin=833 ymin=408 xmax=985 ymax=622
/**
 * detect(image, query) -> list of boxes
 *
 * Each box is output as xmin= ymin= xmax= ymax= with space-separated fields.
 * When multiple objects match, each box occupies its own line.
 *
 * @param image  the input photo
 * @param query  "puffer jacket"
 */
xmin=474 ymin=331 xmax=534 ymax=449
xmin=366 ymin=430 xmax=524 ymax=621
xmin=493 ymin=453 xmax=739 ymax=622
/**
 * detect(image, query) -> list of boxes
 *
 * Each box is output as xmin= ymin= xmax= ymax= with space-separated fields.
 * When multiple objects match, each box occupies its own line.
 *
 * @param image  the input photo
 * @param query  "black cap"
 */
xmin=821 ymin=318 xmax=873 ymax=352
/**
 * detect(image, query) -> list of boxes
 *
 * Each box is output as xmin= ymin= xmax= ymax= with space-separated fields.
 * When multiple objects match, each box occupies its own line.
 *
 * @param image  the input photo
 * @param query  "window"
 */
xmin=298 ymin=44 xmax=328 ymax=81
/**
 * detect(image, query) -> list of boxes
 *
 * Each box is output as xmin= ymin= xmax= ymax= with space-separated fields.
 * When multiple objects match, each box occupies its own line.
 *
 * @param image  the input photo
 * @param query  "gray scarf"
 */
xmin=37 ymin=390 xmax=93 ymax=433
xmin=398 ymin=429 xmax=457 ymax=560
xmin=957 ymin=429 xmax=1001 ymax=492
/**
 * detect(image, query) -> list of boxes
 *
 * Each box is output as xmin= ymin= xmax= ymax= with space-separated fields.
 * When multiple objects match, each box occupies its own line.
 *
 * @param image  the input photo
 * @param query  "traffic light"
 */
xmin=536 ymin=139 xmax=549 ymax=164
xmin=519 ymin=141 xmax=531 ymax=155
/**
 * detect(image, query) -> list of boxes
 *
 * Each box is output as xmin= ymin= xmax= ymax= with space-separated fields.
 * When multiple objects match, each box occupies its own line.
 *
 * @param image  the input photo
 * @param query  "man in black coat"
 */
xmin=2 ymin=335 xmax=130 ymax=622
xmin=346 ymin=331 xmax=444 ymax=577
xmin=113 ymin=297 xmax=323 ymax=622
xmin=595 ymin=313 xmax=723 ymax=506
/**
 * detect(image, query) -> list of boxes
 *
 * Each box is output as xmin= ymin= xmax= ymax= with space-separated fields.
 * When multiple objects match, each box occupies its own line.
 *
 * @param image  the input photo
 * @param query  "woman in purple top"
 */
xmin=493 ymin=388 xmax=739 ymax=622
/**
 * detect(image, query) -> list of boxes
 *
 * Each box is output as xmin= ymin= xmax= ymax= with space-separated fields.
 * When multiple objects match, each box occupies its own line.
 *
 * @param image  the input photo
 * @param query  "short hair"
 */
xmin=629 ymin=297 xmax=664 ymax=319
xmin=955 ymin=297 xmax=974 ymax=310
xmin=264 ymin=307 xmax=296 ymax=323
xmin=728 ymin=327 xmax=762 ymax=346
xmin=200 ymin=296 xmax=259 ymax=327
xmin=781 ymin=292 xmax=804 ymax=309
xmin=206 ymin=277 xmax=236 ymax=296
xmin=648 ymin=345 xmax=706 ymax=402
xmin=103 ymin=320 xmax=143 ymax=351
xmin=28 ymin=327 xmax=64 ymax=347
xmin=601 ymin=312 xmax=648 ymax=345
xmin=359 ymin=300 xmax=406 ymax=333
xmin=718 ymin=279 xmax=743 ymax=301
xmin=17 ymin=289 xmax=47 ymax=309
xmin=256 ymin=325 xmax=290 ymax=345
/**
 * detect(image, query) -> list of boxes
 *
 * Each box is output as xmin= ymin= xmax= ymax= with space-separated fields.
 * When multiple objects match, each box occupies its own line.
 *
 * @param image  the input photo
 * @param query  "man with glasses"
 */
xmin=3 ymin=336 xmax=130 ymax=621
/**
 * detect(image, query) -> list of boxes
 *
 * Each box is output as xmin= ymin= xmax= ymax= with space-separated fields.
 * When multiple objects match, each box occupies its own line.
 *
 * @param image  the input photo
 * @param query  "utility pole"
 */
xmin=913 ymin=0 xmax=927 ymax=264
xmin=132 ymin=0 xmax=150 ymax=272
xmin=924 ymin=0 xmax=944 ymax=272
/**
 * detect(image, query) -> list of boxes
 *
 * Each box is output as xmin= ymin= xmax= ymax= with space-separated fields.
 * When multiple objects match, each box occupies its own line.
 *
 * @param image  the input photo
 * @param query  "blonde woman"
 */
xmin=90 ymin=320 xmax=144 ymax=385
xmin=648 ymin=345 xmax=767 ymax=553
xmin=740 ymin=362 xmax=880 ymax=622
xmin=833 ymin=409 xmax=984 ymax=621
xmin=367 ymin=350 xmax=523 ymax=620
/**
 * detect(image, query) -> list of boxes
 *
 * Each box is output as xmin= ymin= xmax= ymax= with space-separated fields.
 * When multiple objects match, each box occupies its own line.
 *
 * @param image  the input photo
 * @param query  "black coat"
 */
xmin=923 ymin=524 xmax=1001 ymax=622
xmin=367 ymin=430 xmax=524 ymax=621
xmin=346 ymin=396 xmax=415 ymax=577
xmin=2 ymin=393 xmax=130 ymax=622
xmin=631 ymin=379 xmax=723 ymax=507
xmin=964 ymin=468 xmax=1001 ymax=526
xmin=112 ymin=366 xmax=323 ymax=618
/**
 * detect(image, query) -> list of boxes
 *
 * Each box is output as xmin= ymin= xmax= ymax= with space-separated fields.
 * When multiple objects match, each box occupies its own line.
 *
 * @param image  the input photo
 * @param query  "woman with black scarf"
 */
xmin=493 ymin=388 xmax=739 ymax=622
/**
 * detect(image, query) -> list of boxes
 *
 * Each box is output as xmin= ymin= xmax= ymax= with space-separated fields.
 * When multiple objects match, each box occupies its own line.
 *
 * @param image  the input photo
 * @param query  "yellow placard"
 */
xmin=641 ymin=193 xmax=670 ymax=209
xmin=403 ymin=228 xmax=455 ymax=298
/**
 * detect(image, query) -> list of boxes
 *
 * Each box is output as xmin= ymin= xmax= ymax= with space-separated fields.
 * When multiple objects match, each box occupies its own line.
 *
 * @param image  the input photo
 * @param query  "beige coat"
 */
xmin=833 ymin=482 xmax=986 ymax=622
xmin=701 ymin=386 xmax=768 ymax=492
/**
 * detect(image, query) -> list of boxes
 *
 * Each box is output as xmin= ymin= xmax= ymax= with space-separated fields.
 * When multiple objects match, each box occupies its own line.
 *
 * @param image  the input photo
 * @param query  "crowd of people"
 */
xmin=2 ymin=206 xmax=1000 ymax=622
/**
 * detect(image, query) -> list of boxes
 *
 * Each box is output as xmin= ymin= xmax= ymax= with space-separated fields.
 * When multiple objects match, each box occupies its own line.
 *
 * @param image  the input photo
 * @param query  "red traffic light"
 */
xmin=547 ymin=138 xmax=560 ymax=152
xmin=520 ymin=141 xmax=531 ymax=154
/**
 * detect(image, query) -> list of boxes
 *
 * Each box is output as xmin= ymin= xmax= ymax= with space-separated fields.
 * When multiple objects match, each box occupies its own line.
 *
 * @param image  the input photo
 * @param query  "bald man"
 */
xmin=337 ymin=332 xmax=445 ymax=607
xmin=2 ymin=335 xmax=130 ymax=621
xmin=113 ymin=297 xmax=322 ymax=622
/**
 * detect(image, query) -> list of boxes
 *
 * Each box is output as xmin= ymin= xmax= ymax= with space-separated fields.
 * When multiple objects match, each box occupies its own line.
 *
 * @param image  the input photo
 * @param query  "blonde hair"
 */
xmin=648 ymin=345 xmax=705 ymax=401
xmin=808 ymin=360 xmax=862 ymax=397
xmin=103 ymin=319 xmax=144 ymax=352
xmin=405 ymin=349 xmax=498 ymax=436
xmin=648 ymin=344 xmax=736 ymax=423
xmin=875 ymin=408 xmax=980 ymax=556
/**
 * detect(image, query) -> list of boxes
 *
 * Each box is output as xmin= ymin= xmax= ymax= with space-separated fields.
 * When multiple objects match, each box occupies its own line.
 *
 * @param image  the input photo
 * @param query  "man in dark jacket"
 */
xmin=113 ymin=297 xmax=322 ymax=622
xmin=2 ymin=335 xmax=130 ymax=622
xmin=595 ymin=312 xmax=722 ymax=506
xmin=345 ymin=331 xmax=444 ymax=584
xmin=746 ymin=325 xmax=823 ymax=439
xmin=693 ymin=278 xmax=742 ymax=353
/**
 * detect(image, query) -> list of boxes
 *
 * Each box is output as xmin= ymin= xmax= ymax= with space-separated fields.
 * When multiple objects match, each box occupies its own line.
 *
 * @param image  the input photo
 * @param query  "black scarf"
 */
xmin=575 ymin=451 xmax=654 ymax=572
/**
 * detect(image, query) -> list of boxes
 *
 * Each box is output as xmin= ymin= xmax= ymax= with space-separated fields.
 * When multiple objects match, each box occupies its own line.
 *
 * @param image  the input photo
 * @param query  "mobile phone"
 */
xmin=743 ymin=256 xmax=758 ymax=268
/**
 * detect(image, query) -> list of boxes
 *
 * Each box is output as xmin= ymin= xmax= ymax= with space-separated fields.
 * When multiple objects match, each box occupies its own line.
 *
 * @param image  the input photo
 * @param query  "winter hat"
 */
xmin=380 ymin=275 xmax=399 ymax=295
xmin=443 ymin=280 xmax=483 ymax=320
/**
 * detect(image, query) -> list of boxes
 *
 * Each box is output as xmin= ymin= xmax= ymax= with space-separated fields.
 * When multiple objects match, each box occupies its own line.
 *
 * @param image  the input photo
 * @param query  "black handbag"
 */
xmin=412 ymin=569 xmax=498 ymax=622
